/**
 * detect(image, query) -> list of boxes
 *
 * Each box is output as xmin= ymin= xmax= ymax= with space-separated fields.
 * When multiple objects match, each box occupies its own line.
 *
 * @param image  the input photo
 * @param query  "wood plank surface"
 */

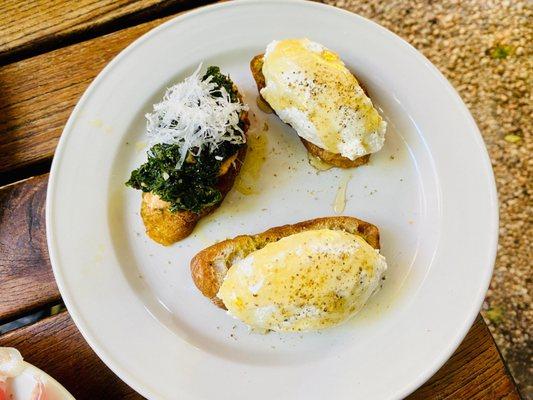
xmin=0 ymin=14 xmax=176 ymax=178
xmin=0 ymin=174 xmax=60 ymax=322
xmin=0 ymin=0 xmax=209 ymax=63
xmin=0 ymin=310 xmax=519 ymax=399
xmin=0 ymin=311 xmax=142 ymax=399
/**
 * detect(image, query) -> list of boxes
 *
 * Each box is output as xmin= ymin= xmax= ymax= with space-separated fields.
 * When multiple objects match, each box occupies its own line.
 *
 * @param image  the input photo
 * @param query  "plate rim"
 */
xmin=46 ymin=1 xmax=499 ymax=399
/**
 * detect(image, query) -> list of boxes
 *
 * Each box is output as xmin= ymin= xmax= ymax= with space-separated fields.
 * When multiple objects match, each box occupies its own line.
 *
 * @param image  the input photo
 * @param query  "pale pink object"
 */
xmin=0 ymin=347 xmax=48 ymax=400
xmin=30 ymin=381 xmax=47 ymax=400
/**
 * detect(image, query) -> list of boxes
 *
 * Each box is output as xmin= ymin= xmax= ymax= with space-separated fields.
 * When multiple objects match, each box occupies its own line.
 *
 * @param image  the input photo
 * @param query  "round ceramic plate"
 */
xmin=46 ymin=1 xmax=498 ymax=399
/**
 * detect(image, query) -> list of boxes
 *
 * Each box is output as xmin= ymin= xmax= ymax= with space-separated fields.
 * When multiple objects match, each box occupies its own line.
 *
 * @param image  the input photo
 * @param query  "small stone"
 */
xmin=504 ymin=134 xmax=522 ymax=143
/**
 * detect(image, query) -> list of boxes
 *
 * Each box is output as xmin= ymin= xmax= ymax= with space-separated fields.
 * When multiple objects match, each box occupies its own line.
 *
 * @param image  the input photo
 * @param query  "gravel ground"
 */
xmin=324 ymin=0 xmax=532 ymax=396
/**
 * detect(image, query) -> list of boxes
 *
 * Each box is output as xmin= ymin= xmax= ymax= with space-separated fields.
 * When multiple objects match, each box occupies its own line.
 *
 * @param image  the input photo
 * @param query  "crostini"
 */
xmin=191 ymin=216 xmax=387 ymax=332
xmin=127 ymin=66 xmax=249 ymax=245
xmin=250 ymin=39 xmax=386 ymax=168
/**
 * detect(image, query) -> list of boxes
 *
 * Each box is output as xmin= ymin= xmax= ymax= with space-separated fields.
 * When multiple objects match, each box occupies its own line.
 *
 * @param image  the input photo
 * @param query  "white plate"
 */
xmin=7 ymin=361 xmax=74 ymax=400
xmin=46 ymin=1 xmax=498 ymax=399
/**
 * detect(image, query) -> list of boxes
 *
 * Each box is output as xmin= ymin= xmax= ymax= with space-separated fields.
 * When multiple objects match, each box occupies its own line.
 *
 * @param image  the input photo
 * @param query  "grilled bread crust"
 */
xmin=190 ymin=216 xmax=380 ymax=308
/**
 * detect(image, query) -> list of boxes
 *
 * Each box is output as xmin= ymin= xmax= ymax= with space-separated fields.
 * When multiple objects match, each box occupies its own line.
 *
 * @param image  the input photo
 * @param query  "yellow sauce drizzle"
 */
xmin=135 ymin=141 xmax=147 ymax=153
xmin=308 ymin=153 xmax=333 ymax=171
xmin=256 ymin=96 xmax=273 ymax=114
xmin=333 ymin=172 xmax=351 ymax=214
xmin=234 ymin=132 xmax=268 ymax=195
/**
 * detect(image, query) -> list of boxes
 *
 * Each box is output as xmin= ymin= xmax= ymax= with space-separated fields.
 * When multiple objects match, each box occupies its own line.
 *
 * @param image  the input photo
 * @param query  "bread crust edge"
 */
xmin=191 ymin=216 xmax=380 ymax=308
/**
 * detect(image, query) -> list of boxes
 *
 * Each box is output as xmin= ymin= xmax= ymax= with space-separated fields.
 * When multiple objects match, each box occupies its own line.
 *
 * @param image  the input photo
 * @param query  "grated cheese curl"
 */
xmin=145 ymin=64 xmax=248 ymax=168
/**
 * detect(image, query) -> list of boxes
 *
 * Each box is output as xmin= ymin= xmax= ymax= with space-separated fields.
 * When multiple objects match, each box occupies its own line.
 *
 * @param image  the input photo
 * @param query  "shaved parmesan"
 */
xmin=145 ymin=64 xmax=247 ymax=168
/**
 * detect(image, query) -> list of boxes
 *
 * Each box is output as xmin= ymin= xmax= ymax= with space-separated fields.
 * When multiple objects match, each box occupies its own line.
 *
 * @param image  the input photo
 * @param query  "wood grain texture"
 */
xmin=0 ymin=174 xmax=60 ymax=322
xmin=0 ymin=14 xmax=176 ymax=177
xmin=408 ymin=315 xmax=520 ymax=400
xmin=0 ymin=311 xmax=143 ymax=399
xmin=0 ymin=0 xmax=206 ymax=63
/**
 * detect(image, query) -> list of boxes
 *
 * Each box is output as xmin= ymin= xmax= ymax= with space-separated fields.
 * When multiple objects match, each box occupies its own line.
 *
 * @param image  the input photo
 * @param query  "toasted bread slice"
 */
xmin=141 ymin=95 xmax=250 ymax=246
xmin=141 ymin=144 xmax=247 ymax=245
xmin=191 ymin=216 xmax=380 ymax=308
xmin=250 ymin=54 xmax=371 ymax=169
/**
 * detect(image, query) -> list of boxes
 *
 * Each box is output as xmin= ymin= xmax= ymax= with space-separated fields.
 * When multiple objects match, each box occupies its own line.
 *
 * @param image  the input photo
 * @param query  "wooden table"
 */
xmin=0 ymin=1 xmax=521 ymax=399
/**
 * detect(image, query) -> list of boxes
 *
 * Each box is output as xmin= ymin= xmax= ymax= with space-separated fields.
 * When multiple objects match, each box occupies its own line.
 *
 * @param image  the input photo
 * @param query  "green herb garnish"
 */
xmin=126 ymin=141 xmax=239 ymax=213
xmin=126 ymin=66 xmax=244 ymax=213
xmin=203 ymin=66 xmax=237 ymax=102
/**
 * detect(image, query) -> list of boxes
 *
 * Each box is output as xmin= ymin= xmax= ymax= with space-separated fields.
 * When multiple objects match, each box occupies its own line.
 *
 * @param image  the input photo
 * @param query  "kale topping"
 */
xmin=125 ymin=66 xmax=243 ymax=213
xmin=203 ymin=66 xmax=237 ymax=102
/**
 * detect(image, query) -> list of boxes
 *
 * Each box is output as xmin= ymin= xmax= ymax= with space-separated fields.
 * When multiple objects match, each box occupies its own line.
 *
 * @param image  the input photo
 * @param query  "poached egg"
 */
xmin=260 ymin=39 xmax=387 ymax=160
xmin=217 ymin=229 xmax=387 ymax=332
